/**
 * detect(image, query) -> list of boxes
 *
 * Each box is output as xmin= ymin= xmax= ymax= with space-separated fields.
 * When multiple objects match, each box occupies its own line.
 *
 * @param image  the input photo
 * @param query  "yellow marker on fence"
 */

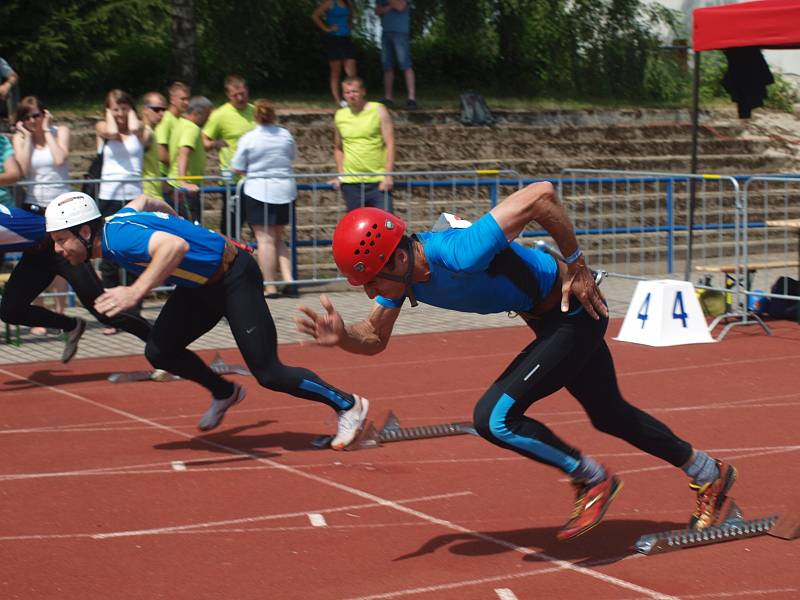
xmin=702 ymin=174 xmax=722 ymax=179
xmin=475 ymin=169 xmax=500 ymax=176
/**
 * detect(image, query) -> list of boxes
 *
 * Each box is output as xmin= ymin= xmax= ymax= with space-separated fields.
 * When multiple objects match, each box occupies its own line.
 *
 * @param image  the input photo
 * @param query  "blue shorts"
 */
xmin=381 ymin=31 xmax=412 ymax=71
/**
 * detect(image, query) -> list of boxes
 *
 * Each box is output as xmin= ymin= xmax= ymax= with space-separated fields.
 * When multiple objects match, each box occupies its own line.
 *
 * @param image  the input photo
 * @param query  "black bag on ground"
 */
xmin=767 ymin=276 xmax=799 ymax=320
xmin=459 ymin=91 xmax=495 ymax=126
xmin=81 ymin=143 xmax=105 ymax=198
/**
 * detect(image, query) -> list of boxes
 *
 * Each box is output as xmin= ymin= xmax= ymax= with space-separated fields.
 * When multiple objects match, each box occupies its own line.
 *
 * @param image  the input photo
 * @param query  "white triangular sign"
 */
xmin=614 ymin=280 xmax=715 ymax=346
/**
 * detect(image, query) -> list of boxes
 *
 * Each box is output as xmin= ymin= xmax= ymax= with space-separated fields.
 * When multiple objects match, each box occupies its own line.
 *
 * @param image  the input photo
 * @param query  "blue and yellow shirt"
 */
xmin=102 ymin=208 xmax=226 ymax=287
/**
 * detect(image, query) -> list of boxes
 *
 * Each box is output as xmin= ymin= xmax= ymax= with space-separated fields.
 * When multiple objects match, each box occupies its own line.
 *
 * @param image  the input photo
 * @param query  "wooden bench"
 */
xmin=694 ymin=260 xmax=800 ymax=313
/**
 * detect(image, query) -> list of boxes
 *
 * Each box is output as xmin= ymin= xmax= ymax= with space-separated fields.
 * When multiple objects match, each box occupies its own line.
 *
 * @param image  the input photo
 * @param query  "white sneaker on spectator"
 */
xmin=198 ymin=383 xmax=246 ymax=431
xmin=331 ymin=395 xmax=369 ymax=450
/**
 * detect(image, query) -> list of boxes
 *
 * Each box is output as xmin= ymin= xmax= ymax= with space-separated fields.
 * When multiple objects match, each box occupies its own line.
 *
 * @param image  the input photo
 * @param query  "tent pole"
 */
xmin=685 ymin=50 xmax=701 ymax=281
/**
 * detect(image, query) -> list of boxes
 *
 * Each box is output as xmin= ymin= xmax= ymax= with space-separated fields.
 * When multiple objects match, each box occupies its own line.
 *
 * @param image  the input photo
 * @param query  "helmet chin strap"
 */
xmin=69 ymin=225 xmax=96 ymax=263
xmin=376 ymin=237 xmax=418 ymax=307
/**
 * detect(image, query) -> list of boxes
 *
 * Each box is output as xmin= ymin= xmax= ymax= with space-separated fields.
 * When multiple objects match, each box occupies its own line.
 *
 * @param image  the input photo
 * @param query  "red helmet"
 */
xmin=333 ymin=207 xmax=406 ymax=285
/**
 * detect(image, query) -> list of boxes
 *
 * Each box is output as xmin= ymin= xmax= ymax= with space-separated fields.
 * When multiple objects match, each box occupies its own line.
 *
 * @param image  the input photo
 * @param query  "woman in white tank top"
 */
xmin=12 ymin=96 xmax=72 ymax=333
xmin=12 ymin=96 xmax=71 ymax=211
xmin=95 ymin=89 xmax=150 ymax=205
xmin=95 ymin=89 xmax=152 ymax=333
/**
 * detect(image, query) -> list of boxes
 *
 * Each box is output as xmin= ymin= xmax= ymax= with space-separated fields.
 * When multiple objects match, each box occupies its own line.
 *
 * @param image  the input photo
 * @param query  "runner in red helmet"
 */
xmin=297 ymin=182 xmax=737 ymax=540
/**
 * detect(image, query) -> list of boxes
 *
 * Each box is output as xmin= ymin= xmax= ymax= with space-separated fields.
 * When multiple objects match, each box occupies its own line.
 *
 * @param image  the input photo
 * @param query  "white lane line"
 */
xmin=171 ymin=461 xmax=187 ymax=472
xmin=0 ymin=367 xmax=680 ymax=600
xmin=616 ymin=589 xmax=799 ymax=600
xmin=307 ymin=513 xmax=327 ymax=527
xmin=495 ymin=588 xmax=519 ymax=600
xmin=342 ymin=555 xmax=642 ymax=600
xmin=0 ymin=492 xmax=471 ymax=542
xmin=4 ymin=388 xmax=797 ymax=437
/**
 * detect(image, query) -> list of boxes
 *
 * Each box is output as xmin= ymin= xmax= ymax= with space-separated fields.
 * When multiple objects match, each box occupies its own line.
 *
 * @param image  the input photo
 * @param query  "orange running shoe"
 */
xmin=557 ymin=473 xmax=623 ymax=541
xmin=689 ymin=460 xmax=737 ymax=530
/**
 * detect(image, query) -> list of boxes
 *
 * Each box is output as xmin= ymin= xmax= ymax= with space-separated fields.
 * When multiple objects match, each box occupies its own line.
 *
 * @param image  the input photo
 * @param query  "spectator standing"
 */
xmin=312 ymin=1 xmax=358 ymax=108
xmin=12 ymin=96 xmax=71 ymax=331
xmin=155 ymin=81 xmax=191 ymax=169
xmin=168 ymin=96 xmax=213 ymax=223
xmin=231 ymin=99 xmax=298 ymax=299
xmin=0 ymin=134 xmax=21 ymax=207
xmin=0 ymin=57 xmax=20 ymax=125
xmin=375 ymin=0 xmax=417 ymax=110
xmin=140 ymin=92 xmax=168 ymax=198
xmin=0 ymin=135 xmax=21 ymax=266
xmin=95 ymin=89 xmax=150 ymax=334
xmin=333 ymin=76 xmax=395 ymax=213
xmin=202 ymin=75 xmax=255 ymax=235
xmin=12 ymin=97 xmax=70 ymax=213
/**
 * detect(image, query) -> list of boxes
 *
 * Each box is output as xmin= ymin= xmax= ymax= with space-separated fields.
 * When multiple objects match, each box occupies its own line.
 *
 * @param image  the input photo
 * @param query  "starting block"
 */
xmin=312 ymin=409 xmax=477 ymax=450
xmin=635 ymin=500 xmax=800 ymax=555
xmin=107 ymin=353 xmax=251 ymax=383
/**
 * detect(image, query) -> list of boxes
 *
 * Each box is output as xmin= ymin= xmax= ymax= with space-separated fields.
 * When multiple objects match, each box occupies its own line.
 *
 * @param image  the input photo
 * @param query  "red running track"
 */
xmin=0 ymin=319 xmax=798 ymax=599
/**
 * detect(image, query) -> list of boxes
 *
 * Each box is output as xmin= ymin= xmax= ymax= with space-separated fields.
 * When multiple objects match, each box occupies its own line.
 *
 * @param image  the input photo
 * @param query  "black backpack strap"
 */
xmin=487 ymin=248 xmax=541 ymax=305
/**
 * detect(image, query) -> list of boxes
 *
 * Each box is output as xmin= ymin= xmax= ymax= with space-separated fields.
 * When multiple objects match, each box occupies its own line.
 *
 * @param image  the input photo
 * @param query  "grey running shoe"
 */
xmin=198 ymin=383 xmax=246 ymax=431
xmin=331 ymin=395 xmax=369 ymax=450
xmin=61 ymin=317 xmax=87 ymax=363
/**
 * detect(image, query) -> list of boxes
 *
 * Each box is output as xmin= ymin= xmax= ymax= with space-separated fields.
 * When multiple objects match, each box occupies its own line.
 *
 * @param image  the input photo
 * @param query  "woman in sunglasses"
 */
xmin=12 ymin=96 xmax=72 ymax=333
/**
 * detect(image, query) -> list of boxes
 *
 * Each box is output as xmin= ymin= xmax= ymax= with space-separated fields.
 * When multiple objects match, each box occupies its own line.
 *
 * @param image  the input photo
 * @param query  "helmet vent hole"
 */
xmin=364 ymin=250 xmax=370 ymax=255
xmin=359 ymin=240 xmax=365 ymax=246
xmin=354 ymin=250 xmax=360 ymax=255
xmin=376 ymin=232 xmax=382 ymax=238
xmin=371 ymin=224 xmax=378 ymax=229
xmin=366 ymin=232 xmax=372 ymax=237
xmin=369 ymin=241 xmax=375 ymax=246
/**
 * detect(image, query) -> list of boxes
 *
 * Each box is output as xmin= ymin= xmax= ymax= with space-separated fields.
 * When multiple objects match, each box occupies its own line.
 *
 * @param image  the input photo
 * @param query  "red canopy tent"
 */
xmin=685 ymin=0 xmax=800 ymax=278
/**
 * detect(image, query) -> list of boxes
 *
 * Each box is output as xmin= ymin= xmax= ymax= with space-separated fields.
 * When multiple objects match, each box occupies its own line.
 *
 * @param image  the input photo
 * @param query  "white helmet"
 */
xmin=45 ymin=192 xmax=102 ymax=232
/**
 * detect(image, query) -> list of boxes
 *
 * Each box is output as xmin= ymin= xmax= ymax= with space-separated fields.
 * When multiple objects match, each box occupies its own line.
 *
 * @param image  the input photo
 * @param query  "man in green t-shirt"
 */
xmin=155 ymin=81 xmax=191 ymax=170
xmin=167 ymin=96 xmax=213 ymax=222
xmin=140 ymin=91 xmax=168 ymax=198
xmin=202 ymin=74 xmax=255 ymax=234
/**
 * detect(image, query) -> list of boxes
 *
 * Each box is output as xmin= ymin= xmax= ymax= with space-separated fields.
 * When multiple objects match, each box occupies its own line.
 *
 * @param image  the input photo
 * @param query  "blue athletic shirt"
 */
xmin=376 ymin=213 xmax=558 ymax=314
xmin=326 ymin=1 xmax=351 ymax=37
xmin=102 ymin=208 xmax=226 ymax=287
xmin=0 ymin=205 xmax=46 ymax=251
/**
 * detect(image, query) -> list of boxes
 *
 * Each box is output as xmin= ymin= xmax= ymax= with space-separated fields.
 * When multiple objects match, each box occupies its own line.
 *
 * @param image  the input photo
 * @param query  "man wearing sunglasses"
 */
xmin=141 ymin=92 xmax=168 ymax=199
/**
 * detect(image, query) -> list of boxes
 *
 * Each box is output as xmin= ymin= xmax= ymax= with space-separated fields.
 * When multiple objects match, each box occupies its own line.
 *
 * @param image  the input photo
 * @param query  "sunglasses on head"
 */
xmin=146 ymin=105 xmax=166 ymax=112
xmin=24 ymin=112 xmax=43 ymax=121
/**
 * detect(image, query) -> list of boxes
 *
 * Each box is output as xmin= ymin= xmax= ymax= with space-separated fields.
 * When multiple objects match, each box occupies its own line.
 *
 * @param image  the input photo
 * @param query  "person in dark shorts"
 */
xmin=313 ymin=0 xmax=358 ymax=107
xmin=297 ymin=182 xmax=739 ymax=540
xmin=231 ymin=99 xmax=299 ymax=298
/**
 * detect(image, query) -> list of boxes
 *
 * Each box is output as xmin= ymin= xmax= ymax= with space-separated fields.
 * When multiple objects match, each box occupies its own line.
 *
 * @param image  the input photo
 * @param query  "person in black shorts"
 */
xmin=312 ymin=0 xmax=358 ymax=107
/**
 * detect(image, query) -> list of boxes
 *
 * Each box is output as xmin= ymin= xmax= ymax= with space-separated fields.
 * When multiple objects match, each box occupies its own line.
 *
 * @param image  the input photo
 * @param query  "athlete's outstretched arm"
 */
xmin=95 ymin=231 xmax=188 ymax=317
xmin=490 ymin=181 xmax=607 ymax=319
xmin=296 ymin=294 xmax=400 ymax=355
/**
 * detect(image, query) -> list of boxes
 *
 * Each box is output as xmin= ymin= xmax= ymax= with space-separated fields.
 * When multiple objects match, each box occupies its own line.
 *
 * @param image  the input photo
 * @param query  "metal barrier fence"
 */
xmin=232 ymin=169 xmax=521 ymax=285
xmin=3 ymin=169 xmax=797 ymax=340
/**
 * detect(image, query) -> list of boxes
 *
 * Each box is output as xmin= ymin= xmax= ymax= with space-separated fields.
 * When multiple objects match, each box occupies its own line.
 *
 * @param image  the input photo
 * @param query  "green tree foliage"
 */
xmin=0 ymin=0 xmax=794 ymax=109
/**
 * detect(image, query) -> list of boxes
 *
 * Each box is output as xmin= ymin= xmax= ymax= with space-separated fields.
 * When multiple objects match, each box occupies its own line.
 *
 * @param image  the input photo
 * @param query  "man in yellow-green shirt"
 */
xmin=333 ymin=76 xmax=395 ymax=213
xmin=155 ymin=81 xmax=191 ymax=170
xmin=140 ymin=91 xmax=168 ymax=198
xmin=202 ymin=74 xmax=255 ymax=233
xmin=167 ymin=96 xmax=213 ymax=223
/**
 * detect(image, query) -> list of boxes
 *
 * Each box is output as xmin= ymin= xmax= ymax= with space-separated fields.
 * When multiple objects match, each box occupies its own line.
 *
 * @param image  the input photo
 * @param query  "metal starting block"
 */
xmin=311 ymin=409 xmax=477 ymax=450
xmin=108 ymin=353 xmax=251 ymax=383
xmin=635 ymin=500 xmax=800 ymax=555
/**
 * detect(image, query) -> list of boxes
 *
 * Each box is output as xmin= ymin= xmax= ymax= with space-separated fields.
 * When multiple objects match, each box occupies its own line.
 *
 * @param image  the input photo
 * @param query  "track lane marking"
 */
xmin=0 ymin=366 xmax=678 ymax=600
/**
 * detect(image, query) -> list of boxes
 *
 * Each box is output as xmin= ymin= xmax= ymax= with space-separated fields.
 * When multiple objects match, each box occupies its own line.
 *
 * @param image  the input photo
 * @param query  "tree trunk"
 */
xmin=171 ymin=0 xmax=197 ymax=86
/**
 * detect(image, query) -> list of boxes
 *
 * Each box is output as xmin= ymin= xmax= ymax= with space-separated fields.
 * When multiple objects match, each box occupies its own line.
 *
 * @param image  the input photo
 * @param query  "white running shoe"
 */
xmin=61 ymin=317 xmax=87 ymax=363
xmin=331 ymin=395 xmax=369 ymax=450
xmin=198 ymin=383 xmax=246 ymax=431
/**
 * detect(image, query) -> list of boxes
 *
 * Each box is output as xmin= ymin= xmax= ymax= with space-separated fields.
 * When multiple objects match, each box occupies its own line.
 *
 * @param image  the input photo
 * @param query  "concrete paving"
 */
xmin=0 ymin=278 xmax=639 ymax=365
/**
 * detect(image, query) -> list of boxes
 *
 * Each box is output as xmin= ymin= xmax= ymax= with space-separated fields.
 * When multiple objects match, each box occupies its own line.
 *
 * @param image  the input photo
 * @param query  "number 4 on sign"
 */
xmin=673 ymin=291 xmax=688 ymax=328
xmin=637 ymin=292 xmax=651 ymax=328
